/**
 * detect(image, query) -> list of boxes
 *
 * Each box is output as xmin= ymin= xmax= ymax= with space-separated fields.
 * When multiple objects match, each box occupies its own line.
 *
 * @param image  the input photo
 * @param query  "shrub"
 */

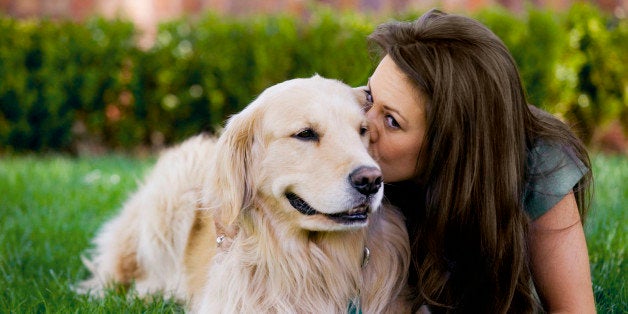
xmin=478 ymin=4 xmax=627 ymax=142
xmin=559 ymin=3 xmax=628 ymax=142
xmin=0 ymin=6 xmax=624 ymax=152
xmin=0 ymin=17 xmax=137 ymax=152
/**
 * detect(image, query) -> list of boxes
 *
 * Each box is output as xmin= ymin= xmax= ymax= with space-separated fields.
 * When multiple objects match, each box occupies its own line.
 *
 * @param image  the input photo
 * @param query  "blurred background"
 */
xmin=0 ymin=0 xmax=626 ymax=155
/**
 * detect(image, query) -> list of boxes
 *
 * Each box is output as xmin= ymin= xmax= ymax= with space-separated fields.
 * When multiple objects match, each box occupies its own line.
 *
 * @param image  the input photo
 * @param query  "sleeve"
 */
xmin=523 ymin=141 xmax=589 ymax=220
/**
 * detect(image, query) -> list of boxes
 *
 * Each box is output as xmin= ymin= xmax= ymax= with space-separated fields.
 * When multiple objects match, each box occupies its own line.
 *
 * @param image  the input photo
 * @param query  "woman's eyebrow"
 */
xmin=366 ymin=77 xmax=407 ymax=124
xmin=383 ymin=105 xmax=407 ymax=124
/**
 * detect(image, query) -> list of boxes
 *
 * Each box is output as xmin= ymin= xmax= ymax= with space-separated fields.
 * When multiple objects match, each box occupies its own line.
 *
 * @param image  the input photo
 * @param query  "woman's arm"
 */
xmin=528 ymin=192 xmax=596 ymax=313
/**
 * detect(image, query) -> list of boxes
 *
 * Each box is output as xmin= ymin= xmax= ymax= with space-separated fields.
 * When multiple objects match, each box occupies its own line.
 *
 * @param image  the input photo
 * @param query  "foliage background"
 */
xmin=0 ymin=3 xmax=626 ymax=153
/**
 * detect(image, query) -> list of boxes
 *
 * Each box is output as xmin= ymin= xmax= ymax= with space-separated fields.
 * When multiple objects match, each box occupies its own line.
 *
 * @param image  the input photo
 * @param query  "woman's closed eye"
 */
xmin=363 ymin=89 xmax=374 ymax=112
xmin=365 ymin=89 xmax=373 ymax=103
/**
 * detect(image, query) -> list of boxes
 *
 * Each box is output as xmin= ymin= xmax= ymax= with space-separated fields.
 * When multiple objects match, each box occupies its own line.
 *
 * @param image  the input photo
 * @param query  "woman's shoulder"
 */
xmin=524 ymin=139 xmax=589 ymax=220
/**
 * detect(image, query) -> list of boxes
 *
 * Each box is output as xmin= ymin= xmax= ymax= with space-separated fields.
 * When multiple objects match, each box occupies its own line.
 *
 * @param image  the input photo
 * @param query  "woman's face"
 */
xmin=364 ymin=55 xmax=426 ymax=183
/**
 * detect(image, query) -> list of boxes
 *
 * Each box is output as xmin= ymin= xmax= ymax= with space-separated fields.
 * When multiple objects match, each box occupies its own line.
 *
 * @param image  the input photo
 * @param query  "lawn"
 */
xmin=0 ymin=154 xmax=625 ymax=312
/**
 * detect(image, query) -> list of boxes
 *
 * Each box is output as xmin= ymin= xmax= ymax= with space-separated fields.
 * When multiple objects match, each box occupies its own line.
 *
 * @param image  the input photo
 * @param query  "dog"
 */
xmin=78 ymin=75 xmax=410 ymax=313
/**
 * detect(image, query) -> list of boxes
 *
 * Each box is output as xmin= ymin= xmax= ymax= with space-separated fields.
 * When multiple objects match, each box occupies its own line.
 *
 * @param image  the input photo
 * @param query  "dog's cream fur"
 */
xmin=78 ymin=76 xmax=410 ymax=313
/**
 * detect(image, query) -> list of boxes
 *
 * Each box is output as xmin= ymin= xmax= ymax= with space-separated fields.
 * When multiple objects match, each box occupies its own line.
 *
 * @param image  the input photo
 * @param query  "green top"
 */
xmin=523 ymin=141 xmax=588 ymax=220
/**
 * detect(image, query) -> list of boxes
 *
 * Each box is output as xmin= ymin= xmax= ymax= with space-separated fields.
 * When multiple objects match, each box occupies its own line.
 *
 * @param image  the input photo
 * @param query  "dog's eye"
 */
xmin=293 ymin=128 xmax=319 ymax=141
xmin=360 ymin=126 xmax=368 ymax=136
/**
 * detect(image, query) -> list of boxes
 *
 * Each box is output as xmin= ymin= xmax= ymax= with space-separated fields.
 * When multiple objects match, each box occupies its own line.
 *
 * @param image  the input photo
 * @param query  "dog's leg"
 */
xmin=77 ymin=195 xmax=145 ymax=296
xmin=78 ymin=135 xmax=215 ymax=301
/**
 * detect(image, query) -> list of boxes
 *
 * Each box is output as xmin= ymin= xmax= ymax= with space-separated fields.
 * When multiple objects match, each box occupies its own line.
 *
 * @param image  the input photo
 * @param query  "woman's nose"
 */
xmin=365 ymin=111 xmax=379 ymax=143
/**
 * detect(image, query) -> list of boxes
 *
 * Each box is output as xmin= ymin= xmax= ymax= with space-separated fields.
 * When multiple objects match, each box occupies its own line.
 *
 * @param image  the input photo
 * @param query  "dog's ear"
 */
xmin=214 ymin=105 xmax=258 ymax=226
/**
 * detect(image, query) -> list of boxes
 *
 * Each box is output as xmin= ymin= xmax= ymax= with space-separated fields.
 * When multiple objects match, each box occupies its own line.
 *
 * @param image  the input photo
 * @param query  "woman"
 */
xmin=363 ymin=10 xmax=595 ymax=313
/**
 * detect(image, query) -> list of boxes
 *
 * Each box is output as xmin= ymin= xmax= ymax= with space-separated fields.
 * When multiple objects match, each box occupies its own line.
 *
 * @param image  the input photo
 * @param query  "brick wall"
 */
xmin=2 ymin=0 xmax=624 ymax=20
xmin=1 ymin=0 xmax=624 ymax=47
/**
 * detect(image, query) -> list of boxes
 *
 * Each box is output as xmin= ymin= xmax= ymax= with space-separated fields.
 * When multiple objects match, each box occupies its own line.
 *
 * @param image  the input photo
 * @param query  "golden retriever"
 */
xmin=78 ymin=75 xmax=410 ymax=313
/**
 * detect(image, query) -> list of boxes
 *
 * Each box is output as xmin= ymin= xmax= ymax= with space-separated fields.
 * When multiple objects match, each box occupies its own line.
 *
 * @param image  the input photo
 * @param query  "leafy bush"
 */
xmin=0 ymin=5 xmax=625 ymax=152
xmin=478 ymin=3 xmax=627 ymax=142
xmin=134 ymin=11 xmax=375 ymax=146
xmin=561 ymin=4 xmax=628 ymax=142
xmin=0 ymin=18 xmax=137 ymax=151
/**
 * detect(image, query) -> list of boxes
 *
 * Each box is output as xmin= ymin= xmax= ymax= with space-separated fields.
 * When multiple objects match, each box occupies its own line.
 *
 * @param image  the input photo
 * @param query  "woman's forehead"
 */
xmin=370 ymin=56 xmax=425 ymax=120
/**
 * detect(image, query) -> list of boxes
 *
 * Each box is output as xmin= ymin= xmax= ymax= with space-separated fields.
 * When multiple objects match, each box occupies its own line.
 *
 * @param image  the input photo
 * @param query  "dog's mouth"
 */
xmin=285 ymin=192 xmax=370 ymax=224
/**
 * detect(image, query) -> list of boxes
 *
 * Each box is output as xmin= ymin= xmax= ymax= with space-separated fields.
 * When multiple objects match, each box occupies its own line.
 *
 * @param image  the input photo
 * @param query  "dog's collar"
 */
xmin=361 ymin=246 xmax=370 ymax=268
xmin=214 ymin=216 xmax=238 ymax=251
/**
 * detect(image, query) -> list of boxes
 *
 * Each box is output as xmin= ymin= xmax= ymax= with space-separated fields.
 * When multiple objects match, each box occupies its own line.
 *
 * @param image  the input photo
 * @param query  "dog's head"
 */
xmin=213 ymin=75 xmax=382 ymax=232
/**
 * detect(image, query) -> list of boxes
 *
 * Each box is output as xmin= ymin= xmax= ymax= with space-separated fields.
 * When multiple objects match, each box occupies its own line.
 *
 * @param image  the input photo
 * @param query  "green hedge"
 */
xmin=476 ymin=4 xmax=627 ymax=143
xmin=0 ymin=18 xmax=138 ymax=151
xmin=0 ymin=4 xmax=625 ymax=152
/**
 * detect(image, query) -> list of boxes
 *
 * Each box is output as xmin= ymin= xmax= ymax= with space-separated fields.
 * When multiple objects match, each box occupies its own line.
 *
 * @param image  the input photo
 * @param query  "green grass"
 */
xmin=0 ymin=155 xmax=182 ymax=313
xmin=0 ymin=154 xmax=626 ymax=313
xmin=587 ymin=154 xmax=627 ymax=313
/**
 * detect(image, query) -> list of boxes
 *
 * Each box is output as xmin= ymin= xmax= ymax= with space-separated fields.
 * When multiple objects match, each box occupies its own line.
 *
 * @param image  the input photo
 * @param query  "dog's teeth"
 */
xmin=347 ymin=206 xmax=368 ymax=215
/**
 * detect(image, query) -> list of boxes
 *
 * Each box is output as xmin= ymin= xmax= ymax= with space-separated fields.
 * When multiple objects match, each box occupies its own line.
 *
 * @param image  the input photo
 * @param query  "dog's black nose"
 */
xmin=349 ymin=166 xmax=382 ymax=196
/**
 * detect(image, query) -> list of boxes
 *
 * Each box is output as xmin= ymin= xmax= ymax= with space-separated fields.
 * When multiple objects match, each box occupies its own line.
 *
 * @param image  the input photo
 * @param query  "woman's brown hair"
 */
xmin=368 ymin=9 xmax=592 ymax=313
